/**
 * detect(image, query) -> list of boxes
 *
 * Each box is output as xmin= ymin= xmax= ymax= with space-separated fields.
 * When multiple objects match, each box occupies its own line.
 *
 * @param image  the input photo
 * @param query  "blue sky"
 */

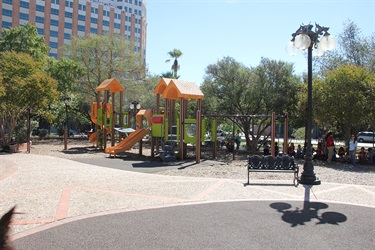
xmin=146 ymin=0 xmax=375 ymax=85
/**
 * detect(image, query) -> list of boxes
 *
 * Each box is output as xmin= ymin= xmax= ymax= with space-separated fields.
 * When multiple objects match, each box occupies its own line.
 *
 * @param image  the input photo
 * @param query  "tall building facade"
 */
xmin=0 ymin=0 xmax=147 ymax=63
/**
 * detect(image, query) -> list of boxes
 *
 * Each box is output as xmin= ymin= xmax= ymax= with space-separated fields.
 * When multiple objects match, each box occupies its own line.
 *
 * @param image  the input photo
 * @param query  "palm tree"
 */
xmin=167 ymin=49 xmax=182 ymax=78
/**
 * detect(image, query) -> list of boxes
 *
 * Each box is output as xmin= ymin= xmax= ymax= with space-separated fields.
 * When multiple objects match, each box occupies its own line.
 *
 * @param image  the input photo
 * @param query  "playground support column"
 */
xmin=283 ymin=112 xmax=289 ymax=154
xmin=111 ymin=92 xmax=115 ymax=147
xmin=179 ymin=97 xmax=184 ymax=160
xmin=271 ymin=112 xmax=276 ymax=156
xmin=119 ymin=91 xmax=123 ymax=127
xmin=196 ymin=99 xmax=202 ymax=163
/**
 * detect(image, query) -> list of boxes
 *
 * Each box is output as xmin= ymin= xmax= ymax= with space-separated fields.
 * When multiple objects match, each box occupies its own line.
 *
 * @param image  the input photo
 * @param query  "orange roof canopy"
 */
xmin=96 ymin=78 xmax=124 ymax=93
xmin=162 ymin=79 xmax=204 ymax=100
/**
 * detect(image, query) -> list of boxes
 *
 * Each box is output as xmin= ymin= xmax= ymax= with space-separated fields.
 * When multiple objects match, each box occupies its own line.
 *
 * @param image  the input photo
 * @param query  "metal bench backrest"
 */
xmin=248 ymin=155 xmax=262 ymax=169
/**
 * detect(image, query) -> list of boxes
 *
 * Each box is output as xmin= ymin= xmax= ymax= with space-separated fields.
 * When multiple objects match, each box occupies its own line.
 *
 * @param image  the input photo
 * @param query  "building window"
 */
xmin=50 ymin=42 xmax=58 ymax=49
xmin=129 ymin=8 xmax=132 ymax=13
xmin=103 ymin=20 xmax=109 ymax=26
xmin=2 ymin=9 xmax=12 ymax=17
xmin=78 ymin=14 xmax=85 ymax=21
xmin=20 ymin=1 xmax=29 ymax=8
xmin=2 ymin=21 xmax=12 ymax=29
xmin=52 ymin=0 xmax=60 ymax=4
xmin=49 ymin=52 xmax=58 ymax=58
xmin=124 ymin=7 xmax=127 ymax=12
xmin=20 ymin=12 xmax=29 ymax=20
xmin=65 ymin=11 xmax=72 ymax=18
xmin=114 ymin=23 xmax=120 ymax=29
xmin=64 ymin=22 xmax=72 ymax=29
xmin=129 ymin=0 xmax=132 ymax=4
xmin=51 ymin=19 xmax=59 ymax=26
xmin=91 ymin=17 xmax=98 ymax=24
xmin=50 ymin=30 xmax=58 ymax=37
xmin=139 ymin=0 xmax=142 ymax=7
xmin=2 ymin=0 xmax=12 ymax=4
xmin=51 ymin=8 xmax=59 ymax=15
xmin=90 ymin=27 xmax=97 ymax=34
xmin=78 ymin=25 xmax=85 ymax=31
xmin=64 ymin=33 xmax=71 ymax=39
xmin=37 ymin=28 xmax=44 ymax=35
xmin=36 ymin=16 xmax=44 ymax=23
xmin=36 ymin=5 xmax=45 ymax=12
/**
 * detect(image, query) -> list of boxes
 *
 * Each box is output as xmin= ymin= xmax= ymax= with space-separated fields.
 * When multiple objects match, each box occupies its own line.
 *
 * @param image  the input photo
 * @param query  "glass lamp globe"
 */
xmin=136 ymin=103 xmax=141 ymax=109
xmin=320 ymin=34 xmax=336 ymax=51
xmin=312 ymin=43 xmax=325 ymax=57
xmin=130 ymin=103 xmax=134 ymax=109
xmin=286 ymin=41 xmax=299 ymax=56
xmin=294 ymin=34 xmax=311 ymax=50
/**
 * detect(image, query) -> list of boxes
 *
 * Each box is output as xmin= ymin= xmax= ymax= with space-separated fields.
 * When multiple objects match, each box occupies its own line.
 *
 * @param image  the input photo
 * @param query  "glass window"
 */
xmin=51 ymin=8 xmax=59 ymax=15
xmin=20 ymin=1 xmax=29 ymax=8
xmin=49 ymin=52 xmax=58 ymax=58
xmin=103 ymin=20 xmax=109 ymax=26
xmin=50 ymin=30 xmax=58 ymax=37
xmin=78 ymin=25 xmax=85 ymax=31
xmin=90 ymin=27 xmax=97 ymax=34
xmin=36 ymin=5 xmax=44 ymax=12
xmin=139 ymin=0 xmax=142 ymax=7
xmin=2 ymin=0 xmax=12 ymax=4
xmin=65 ymin=11 xmax=72 ymax=18
xmin=64 ymin=22 xmax=72 ymax=29
xmin=129 ymin=8 xmax=132 ymax=13
xmin=20 ymin=12 xmax=29 ymax=20
xmin=65 ymin=1 xmax=69 ymax=7
xmin=37 ymin=28 xmax=44 ymax=35
xmin=91 ymin=17 xmax=98 ymax=24
xmin=36 ymin=16 xmax=44 ymax=23
xmin=64 ymin=33 xmax=71 ymax=39
xmin=2 ymin=21 xmax=12 ymax=28
xmin=2 ymin=9 xmax=12 ymax=17
xmin=78 ymin=14 xmax=85 ymax=21
xmin=129 ymin=0 xmax=132 ymax=4
xmin=114 ymin=23 xmax=120 ymax=29
xmin=124 ymin=7 xmax=127 ymax=12
xmin=50 ymin=42 xmax=58 ymax=49
xmin=50 ymin=19 xmax=59 ymax=26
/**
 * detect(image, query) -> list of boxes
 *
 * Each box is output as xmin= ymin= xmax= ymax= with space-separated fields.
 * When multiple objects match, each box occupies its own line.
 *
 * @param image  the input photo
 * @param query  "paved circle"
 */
xmin=14 ymin=200 xmax=374 ymax=249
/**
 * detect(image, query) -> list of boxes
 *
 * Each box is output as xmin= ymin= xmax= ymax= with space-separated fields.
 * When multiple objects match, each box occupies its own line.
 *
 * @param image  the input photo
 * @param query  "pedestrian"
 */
xmin=348 ymin=134 xmax=358 ymax=167
xmin=235 ymin=130 xmax=242 ymax=150
xmin=326 ymin=132 xmax=335 ymax=163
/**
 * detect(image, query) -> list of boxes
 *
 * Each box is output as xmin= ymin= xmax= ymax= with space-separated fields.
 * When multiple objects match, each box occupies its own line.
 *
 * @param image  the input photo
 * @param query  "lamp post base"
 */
xmin=298 ymin=175 xmax=321 ymax=185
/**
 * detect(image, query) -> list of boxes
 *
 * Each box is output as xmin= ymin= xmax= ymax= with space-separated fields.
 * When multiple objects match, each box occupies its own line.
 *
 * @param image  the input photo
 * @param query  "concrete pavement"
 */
xmin=1 ymin=153 xmax=374 ymax=249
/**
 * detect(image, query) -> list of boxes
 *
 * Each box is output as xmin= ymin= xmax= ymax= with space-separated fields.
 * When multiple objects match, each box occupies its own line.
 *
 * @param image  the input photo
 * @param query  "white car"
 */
xmin=357 ymin=131 xmax=375 ymax=143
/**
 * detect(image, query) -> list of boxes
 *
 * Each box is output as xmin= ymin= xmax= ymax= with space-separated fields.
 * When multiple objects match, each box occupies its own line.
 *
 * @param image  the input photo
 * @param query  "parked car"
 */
xmin=357 ymin=131 xmax=375 ymax=143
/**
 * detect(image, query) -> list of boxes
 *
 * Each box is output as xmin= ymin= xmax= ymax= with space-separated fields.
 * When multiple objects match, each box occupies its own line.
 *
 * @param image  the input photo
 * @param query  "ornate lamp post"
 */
xmin=129 ymin=101 xmax=141 ymax=129
xmin=287 ymin=23 xmax=336 ymax=185
xmin=63 ymin=97 xmax=71 ymax=150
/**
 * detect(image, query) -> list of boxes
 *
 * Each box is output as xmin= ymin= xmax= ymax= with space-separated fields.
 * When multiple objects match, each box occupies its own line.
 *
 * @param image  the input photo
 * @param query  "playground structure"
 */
xmin=90 ymin=78 xmax=152 ymax=157
xmin=202 ymin=113 xmax=289 ymax=160
xmin=151 ymin=78 xmax=204 ymax=162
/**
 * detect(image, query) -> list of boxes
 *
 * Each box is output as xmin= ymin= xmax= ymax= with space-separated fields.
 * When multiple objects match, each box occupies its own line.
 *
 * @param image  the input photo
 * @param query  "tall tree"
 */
xmin=201 ymin=57 xmax=299 ymax=150
xmin=67 ymin=33 xmax=145 ymax=99
xmin=0 ymin=51 xmax=58 ymax=144
xmin=0 ymin=23 xmax=49 ymax=61
xmin=313 ymin=65 xmax=375 ymax=141
xmin=167 ymin=49 xmax=182 ymax=78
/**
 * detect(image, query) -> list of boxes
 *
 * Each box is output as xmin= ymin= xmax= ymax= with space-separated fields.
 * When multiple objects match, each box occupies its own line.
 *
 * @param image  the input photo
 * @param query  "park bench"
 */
xmin=247 ymin=155 xmax=299 ymax=186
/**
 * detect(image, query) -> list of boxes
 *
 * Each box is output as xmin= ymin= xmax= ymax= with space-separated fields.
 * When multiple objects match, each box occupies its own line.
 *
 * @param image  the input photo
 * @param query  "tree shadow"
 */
xmin=270 ymin=202 xmax=347 ymax=227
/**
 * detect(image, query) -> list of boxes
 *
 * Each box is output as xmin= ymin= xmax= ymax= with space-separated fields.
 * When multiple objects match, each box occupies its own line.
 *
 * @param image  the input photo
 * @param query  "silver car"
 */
xmin=357 ymin=131 xmax=375 ymax=142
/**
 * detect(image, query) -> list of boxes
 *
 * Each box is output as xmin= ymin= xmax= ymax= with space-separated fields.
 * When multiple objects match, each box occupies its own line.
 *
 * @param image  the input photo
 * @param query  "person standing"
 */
xmin=235 ymin=130 xmax=242 ymax=150
xmin=326 ymin=132 xmax=335 ymax=163
xmin=348 ymin=134 xmax=358 ymax=167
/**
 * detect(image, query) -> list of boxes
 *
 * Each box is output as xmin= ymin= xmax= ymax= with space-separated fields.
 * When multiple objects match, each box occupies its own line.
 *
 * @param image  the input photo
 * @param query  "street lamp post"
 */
xmin=63 ymin=98 xmax=70 ymax=150
xmin=129 ymin=101 xmax=141 ymax=129
xmin=287 ymin=23 xmax=336 ymax=185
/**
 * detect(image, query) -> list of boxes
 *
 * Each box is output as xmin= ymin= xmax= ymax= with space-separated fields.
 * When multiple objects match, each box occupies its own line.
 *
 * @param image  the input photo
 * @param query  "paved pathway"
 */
xmin=1 ymin=153 xmax=374 ymax=249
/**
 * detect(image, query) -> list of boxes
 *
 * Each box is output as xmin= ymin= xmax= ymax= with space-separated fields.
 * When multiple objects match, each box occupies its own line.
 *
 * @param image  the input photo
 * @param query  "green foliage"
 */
xmin=167 ymin=49 xmax=182 ymax=78
xmin=0 ymin=23 xmax=49 ymax=61
xmin=0 ymin=51 xmax=58 ymax=144
xmin=201 ymin=56 xmax=299 ymax=151
xmin=313 ymin=65 xmax=375 ymax=141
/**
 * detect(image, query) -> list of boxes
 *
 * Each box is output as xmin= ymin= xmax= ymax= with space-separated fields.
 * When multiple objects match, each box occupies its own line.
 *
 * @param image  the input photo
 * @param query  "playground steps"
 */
xmin=154 ymin=141 xmax=178 ymax=162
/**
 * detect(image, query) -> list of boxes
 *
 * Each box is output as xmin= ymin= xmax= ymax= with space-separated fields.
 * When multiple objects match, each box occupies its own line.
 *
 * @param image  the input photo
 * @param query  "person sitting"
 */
xmin=296 ymin=144 xmax=304 ymax=159
xmin=366 ymin=148 xmax=375 ymax=164
xmin=358 ymin=147 xmax=366 ymax=163
xmin=314 ymin=142 xmax=325 ymax=160
xmin=337 ymin=147 xmax=346 ymax=158
xmin=288 ymin=143 xmax=295 ymax=157
xmin=263 ymin=144 xmax=270 ymax=156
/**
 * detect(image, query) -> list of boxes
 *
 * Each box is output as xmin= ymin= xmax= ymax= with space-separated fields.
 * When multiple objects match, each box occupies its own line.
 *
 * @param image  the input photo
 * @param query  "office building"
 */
xmin=0 ymin=0 xmax=147 ymax=63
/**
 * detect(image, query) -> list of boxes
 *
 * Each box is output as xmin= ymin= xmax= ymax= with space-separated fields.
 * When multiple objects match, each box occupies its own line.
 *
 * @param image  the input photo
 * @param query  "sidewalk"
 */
xmin=1 ymin=153 xmax=374 ymax=249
